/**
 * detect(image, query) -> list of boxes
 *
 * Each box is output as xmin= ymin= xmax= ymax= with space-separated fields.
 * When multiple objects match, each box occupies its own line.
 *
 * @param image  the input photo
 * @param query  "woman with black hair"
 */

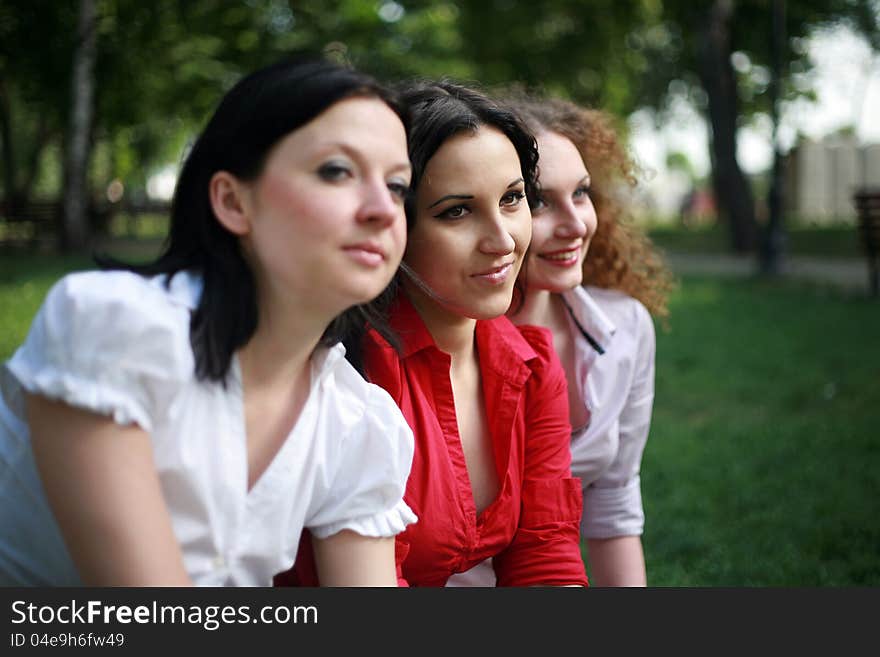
xmin=0 ymin=57 xmax=416 ymax=586
xmin=285 ymin=81 xmax=587 ymax=587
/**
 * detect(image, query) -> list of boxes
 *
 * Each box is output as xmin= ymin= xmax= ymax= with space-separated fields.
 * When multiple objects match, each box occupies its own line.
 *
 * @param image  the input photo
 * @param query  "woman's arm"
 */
xmin=311 ymin=530 xmax=397 ymax=586
xmin=581 ymin=298 xmax=655 ymax=586
xmin=586 ymin=536 xmax=646 ymax=586
xmin=27 ymin=394 xmax=191 ymax=586
xmin=493 ymin=327 xmax=588 ymax=587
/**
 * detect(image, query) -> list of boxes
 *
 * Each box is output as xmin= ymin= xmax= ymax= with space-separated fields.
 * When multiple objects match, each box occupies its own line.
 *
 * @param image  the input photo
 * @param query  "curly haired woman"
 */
xmin=449 ymin=95 xmax=674 ymax=587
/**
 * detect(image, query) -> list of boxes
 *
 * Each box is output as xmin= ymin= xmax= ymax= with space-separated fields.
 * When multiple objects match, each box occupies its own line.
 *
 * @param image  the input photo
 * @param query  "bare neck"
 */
xmin=403 ymin=284 xmax=478 ymax=363
xmin=239 ymin=283 xmax=333 ymax=391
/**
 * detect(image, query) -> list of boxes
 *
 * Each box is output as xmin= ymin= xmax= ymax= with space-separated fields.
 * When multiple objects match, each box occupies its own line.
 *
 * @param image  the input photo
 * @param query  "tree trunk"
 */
xmin=0 ymin=81 xmax=17 ymax=212
xmin=698 ymin=0 xmax=758 ymax=253
xmin=19 ymin=117 xmax=51 ymax=205
xmin=62 ymin=0 xmax=97 ymax=251
xmin=760 ymin=0 xmax=787 ymax=275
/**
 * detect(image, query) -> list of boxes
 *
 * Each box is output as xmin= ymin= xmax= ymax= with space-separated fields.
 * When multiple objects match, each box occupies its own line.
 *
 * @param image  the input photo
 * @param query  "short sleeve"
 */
xmin=3 ymin=271 xmax=193 ymax=432
xmin=306 ymin=383 xmax=416 ymax=539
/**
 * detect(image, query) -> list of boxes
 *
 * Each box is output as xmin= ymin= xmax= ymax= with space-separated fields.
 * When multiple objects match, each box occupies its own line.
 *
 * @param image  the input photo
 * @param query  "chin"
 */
xmin=467 ymin=299 xmax=515 ymax=321
xmin=538 ymin=273 xmax=583 ymax=294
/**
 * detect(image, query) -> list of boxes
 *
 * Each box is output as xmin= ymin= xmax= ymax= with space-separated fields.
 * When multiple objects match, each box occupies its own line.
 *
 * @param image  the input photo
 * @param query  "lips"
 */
xmin=471 ymin=261 xmax=514 ymax=284
xmin=343 ymin=242 xmax=387 ymax=267
xmin=538 ymin=246 xmax=580 ymax=265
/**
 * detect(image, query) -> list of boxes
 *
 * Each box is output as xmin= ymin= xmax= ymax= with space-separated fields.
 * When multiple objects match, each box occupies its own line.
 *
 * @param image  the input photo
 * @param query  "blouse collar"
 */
xmin=389 ymin=292 xmax=538 ymax=381
xmin=561 ymin=286 xmax=617 ymax=354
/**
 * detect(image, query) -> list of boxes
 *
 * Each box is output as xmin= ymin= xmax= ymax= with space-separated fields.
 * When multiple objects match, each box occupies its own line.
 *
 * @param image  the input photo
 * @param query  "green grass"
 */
xmin=0 ymin=242 xmax=165 ymax=359
xmin=644 ymin=275 xmax=880 ymax=586
xmin=2 ymin=252 xmax=878 ymax=586
xmin=0 ymin=252 xmax=94 ymax=359
xmin=648 ymin=223 xmax=864 ymax=259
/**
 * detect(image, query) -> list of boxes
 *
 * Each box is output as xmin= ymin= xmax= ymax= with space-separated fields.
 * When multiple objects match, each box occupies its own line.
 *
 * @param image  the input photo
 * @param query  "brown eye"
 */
xmin=436 ymin=205 xmax=469 ymax=220
xmin=501 ymin=190 xmax=525 ymax=207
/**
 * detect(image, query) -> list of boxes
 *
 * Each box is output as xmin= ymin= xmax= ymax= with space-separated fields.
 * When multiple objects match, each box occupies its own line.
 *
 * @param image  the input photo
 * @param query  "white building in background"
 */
xmin=785 ymin=135 xmax=880 ymax=223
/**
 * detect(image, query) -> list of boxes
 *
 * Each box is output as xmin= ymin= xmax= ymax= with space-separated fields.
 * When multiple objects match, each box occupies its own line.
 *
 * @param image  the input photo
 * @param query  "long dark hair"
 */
xmin=346 ymin=79 xmax=539 ymax=339
xmin=98 ymin=57 xmax=409 ymax=382
xmin=399 ymin=80 xmax=540 ymax=225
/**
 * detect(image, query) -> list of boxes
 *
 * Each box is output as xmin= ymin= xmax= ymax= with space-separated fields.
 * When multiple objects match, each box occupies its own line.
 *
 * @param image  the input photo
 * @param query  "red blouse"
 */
xmin=276 ymin=294 xmax=587 ymax=587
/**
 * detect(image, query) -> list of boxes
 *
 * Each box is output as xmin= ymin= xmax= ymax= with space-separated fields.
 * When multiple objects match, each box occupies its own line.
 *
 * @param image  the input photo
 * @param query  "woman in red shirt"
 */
xmin=279 ymin=81 xmax=587 ymax=587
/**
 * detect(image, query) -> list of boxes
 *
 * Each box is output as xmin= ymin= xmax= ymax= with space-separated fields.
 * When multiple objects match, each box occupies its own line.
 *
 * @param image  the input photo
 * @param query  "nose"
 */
xmin=478 ymin=210 xmax=519 ymax=255
xmin=554 ymin=199 xmax=590 ymax=240
xmin=356 ymin=179 xmax=401 ymax=228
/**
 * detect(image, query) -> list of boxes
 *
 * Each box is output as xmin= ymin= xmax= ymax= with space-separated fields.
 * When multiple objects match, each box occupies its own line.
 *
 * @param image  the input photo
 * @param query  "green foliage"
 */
xmin=631 ymin=0 xmax=880 ymax=119
xmin=2 ymin=0 xmax=879 ymax=249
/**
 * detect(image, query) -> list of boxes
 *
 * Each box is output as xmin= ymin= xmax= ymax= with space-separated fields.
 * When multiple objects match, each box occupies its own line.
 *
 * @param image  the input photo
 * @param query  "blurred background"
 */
xmin=1 ymin=1 xmax=878 ymax=585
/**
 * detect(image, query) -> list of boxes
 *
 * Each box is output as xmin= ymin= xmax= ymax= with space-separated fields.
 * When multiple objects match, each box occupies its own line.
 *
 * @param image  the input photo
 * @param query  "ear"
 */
xmin=209 ymin=171 xmax=252 ymax=236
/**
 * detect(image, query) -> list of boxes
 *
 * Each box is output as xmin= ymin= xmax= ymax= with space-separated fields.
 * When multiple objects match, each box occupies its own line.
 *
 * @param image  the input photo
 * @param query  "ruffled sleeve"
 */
xmin=3 ymin=271 xmax=193 ymax=433
xmin=306 ymin=382 xmax=416 ymax=540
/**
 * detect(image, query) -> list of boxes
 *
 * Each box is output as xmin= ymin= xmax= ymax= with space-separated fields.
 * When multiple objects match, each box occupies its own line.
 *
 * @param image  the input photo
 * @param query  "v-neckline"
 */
xmin=230 ymin=354 xmax=316 ymax=501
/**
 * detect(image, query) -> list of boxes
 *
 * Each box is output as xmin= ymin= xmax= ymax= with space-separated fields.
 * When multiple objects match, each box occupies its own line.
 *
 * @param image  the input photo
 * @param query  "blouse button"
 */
xmin=213 ymin=554 xmax=226 ymax=569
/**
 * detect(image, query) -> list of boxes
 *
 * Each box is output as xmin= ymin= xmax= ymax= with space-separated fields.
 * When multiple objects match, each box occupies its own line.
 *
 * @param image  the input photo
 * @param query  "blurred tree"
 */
xmin=4 ymin=0 xmax=878 ymax=254
xmin=429 ymin=0 xmax=879 ymax=253
xmin=630 ymin=0 xmax=879 ymax=252
xmin=0 ymin=1 xmax=76 ymax=212
xmin=63 ymin=0 xmax=98 ymax=250
xmin=2 ymin=0 xmax=474 ymax=248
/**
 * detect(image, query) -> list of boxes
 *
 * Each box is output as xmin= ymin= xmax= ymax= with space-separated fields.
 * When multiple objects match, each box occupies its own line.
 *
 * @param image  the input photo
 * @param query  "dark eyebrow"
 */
xmin=428 ymin=194 xmax=474 ymax=209
xmin=507 ymin=177 xmax=525 ymax=189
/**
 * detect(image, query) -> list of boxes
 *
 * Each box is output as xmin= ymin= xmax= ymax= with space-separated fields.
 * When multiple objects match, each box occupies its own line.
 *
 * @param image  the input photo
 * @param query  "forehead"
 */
xmin=279 ymin=96 xmax=408 ymax=158
xmin=420 ymin=126 xmax=522 ymax=193
xmin=535 ymin=130 xmax=587 ymax=184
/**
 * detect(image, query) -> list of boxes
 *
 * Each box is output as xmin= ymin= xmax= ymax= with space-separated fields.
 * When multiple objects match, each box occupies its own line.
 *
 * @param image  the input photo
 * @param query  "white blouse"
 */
xmin=564 ymin=285 xmax=655 ymax=539
xmin=0 ymin=270 xmax=416 ymax=586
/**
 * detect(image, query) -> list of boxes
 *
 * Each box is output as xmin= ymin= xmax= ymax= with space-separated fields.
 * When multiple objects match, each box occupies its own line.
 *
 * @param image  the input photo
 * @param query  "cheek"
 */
xmin=258 ymin=172 xmax=299 ymax=209
xmin=257 ymin=174 xmax=329 ymax=237
xmin=404 ymin=228 xmax=459 ymax=279
xmin=511 ymin=212 xmax=533 ymax=255
xmin=529 ymin=215 xmax=555 ymax=247
xmin=584 ymin=203 xmax=598 ymax=236
xmin=389 ymin=213 xmax=408 ymax=262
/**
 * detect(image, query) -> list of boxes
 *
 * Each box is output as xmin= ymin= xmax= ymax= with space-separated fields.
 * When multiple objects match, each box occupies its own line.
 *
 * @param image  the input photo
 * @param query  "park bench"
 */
xmin=0 ymin=200 xmax=60 ymax=246
xmin=853 ymin=188 xmax=880 ymax=298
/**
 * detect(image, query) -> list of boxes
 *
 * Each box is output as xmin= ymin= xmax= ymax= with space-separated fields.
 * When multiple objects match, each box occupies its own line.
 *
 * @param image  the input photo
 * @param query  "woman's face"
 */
xmin=525 ymin=130 xmax=597 ymax=293
xmin=241 ymin=96 xmax=410 ymax=315
xmin=403 ymin=126 xmax=532 ymax=321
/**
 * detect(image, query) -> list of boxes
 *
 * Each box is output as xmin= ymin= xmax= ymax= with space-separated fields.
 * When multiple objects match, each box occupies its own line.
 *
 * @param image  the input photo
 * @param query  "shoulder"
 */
xmin=46 ymin=269 xmax=194 ymax=325
xmin=493 ymin=319 xmax=565 ymax=394
xmin=483 ymin=315 xmax=554 ymax=361
xmin=586 ymin=286 xmax=654 ymax=341
xmin=318 ymin=347 xmax=412 ymax=440
xmin=29 ymin=270 xmax=195 ymax=377
xmin=5 ymin=271 xmax=197 ymax=430
xmin=514 ymin=322 xmax=556 ymax=363
xmin=478 ymin=317 xmax=561 ymax=389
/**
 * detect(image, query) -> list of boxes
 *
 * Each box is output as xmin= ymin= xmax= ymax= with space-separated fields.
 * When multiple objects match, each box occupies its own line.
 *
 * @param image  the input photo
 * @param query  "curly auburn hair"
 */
xmin=505 ymin=94 xmax=674 ymax=320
